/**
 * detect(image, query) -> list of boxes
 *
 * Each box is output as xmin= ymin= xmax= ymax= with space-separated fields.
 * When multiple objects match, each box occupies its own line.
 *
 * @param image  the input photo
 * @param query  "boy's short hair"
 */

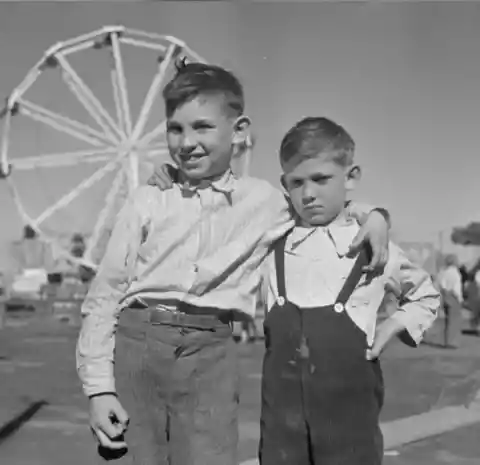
xmin=279 ymin=117 xmax=355 ymax=167
xmin=163 ymin=62 xmax=245 ymax=118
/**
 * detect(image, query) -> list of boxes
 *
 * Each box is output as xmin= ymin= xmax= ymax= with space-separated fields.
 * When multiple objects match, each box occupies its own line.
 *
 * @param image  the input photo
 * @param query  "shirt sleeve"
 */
xmin=384 ymin=243 xmax=441 ymax=346
xmin=76 ymin=187 xmax=149 ymax=397
xmin=345 ymin=201 xmax=391 ymax=227
xmin=261 ymin=188 xmax=295 ymax=247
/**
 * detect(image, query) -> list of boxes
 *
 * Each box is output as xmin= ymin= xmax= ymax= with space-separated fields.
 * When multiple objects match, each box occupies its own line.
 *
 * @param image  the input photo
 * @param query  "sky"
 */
xmin=0 ymin=2 xmax=479 ymax=268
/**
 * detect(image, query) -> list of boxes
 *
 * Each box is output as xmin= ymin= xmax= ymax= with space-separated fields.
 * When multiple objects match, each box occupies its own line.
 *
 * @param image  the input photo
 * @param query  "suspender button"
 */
xmin=277 ymin=296 xmax=285 ymax=306
xmin=334 ymin=302 xmax=344 ymax=313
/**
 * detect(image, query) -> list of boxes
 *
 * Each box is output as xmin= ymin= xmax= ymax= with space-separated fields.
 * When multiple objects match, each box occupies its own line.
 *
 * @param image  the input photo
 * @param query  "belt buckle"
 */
xmin=155 ymin=303 xmax=180 ymax=313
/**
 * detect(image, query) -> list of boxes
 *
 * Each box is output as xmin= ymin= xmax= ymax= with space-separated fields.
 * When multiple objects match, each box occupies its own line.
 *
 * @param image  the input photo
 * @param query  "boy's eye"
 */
xmin=290 ymin=180 xmax=303 ymax=189
xmin=312 ymin=175 xmax=330 ymax=184
xmin=166 ymin=123 xmax=182 ymax=134
xmin=193 ymin=122 xmax=214 ymax=131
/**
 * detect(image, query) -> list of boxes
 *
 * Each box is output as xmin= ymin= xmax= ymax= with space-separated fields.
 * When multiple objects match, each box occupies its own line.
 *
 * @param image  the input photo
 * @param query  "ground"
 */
xmin=1 ymin=315 xmax=480 ymax=465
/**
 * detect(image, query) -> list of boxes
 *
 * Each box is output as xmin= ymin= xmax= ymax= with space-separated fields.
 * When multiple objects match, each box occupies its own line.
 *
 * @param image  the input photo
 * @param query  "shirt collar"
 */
xmin=288 ymin=210 xmax=358 ymax=257
xmin=178 ymin=169 xmax=237 ymax=195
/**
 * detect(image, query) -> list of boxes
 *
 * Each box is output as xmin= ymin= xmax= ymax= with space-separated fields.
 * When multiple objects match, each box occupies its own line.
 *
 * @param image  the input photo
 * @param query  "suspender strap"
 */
xmin=335 ymin=247 xmax=371 ymax=305
xmin=274 ymin=234 xmax=288 ymax=299
xmin=274 ymin=232 xmax=371 ymax=305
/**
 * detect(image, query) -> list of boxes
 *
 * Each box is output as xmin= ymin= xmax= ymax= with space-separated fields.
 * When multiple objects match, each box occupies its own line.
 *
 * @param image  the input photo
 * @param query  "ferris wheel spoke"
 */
xmin=111 ymin=69 xmax=124 ymax=141
xmin=130 ymin=44 xmax=181 ymax=144
xmin=11 ymin=147 xmax=118 ymax=170
xmin=55 ymin=53 xmax=124 ymax=142
xmin=84 ymin=168 xmax=126 ymax=264
xmin=0 ymin=109 xmax=12 ymax=175
xmin=110 ymin=32 xmax=133 ymax=137
xmin=31 ymin=152 xmax=126 ymax=228
xmin=18 ymin=99 xmax=114 ymax=147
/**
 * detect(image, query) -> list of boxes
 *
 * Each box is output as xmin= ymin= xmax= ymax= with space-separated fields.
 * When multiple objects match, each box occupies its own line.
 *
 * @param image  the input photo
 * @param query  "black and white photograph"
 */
xmin=0 ymin=2 xmax=479 ymax=465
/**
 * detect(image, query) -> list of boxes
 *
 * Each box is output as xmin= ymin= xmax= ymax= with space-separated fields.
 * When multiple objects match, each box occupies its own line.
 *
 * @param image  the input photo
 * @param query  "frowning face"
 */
xmin=281 ymin=155 xmax=360 ymax=227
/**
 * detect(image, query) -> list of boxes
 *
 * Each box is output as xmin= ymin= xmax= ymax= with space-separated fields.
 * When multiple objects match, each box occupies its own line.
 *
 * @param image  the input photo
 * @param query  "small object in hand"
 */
xmin=98 ymin=435 xmax=128 ymax=461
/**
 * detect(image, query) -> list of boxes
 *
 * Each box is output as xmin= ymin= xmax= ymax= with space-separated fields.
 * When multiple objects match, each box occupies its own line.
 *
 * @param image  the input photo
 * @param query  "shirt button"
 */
xmin=334 ymin=302 xmax=344 ymax=313
xmin=193 ymin=264 xmax=199 ymax=272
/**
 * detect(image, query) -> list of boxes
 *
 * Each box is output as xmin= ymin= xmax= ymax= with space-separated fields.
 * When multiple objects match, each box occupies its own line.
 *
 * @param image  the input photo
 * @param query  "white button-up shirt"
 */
xmin=264 ymin=214 xmax=440 ymax=347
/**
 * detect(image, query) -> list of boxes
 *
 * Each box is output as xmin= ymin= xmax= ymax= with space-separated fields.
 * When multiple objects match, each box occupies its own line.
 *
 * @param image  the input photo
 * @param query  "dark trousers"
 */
xmin=442 ymin=292 xmax=463 ymax=347
xmin=259 ymin=237 xmax=384 ymax=465
xmin=106 ymin=307 xmax=239 ymax=465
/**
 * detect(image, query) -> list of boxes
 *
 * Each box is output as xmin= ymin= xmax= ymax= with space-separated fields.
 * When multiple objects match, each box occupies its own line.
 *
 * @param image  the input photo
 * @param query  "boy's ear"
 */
xmin=345 ymin=164 xmax=361 ymax=191
xmin=232 ymin=115 xmax=251 ymax=146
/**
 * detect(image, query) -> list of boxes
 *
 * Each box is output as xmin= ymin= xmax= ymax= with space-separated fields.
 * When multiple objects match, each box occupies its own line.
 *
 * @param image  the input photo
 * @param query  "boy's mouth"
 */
xmin=180 ymin=152 xmax=208 ymax=162
xmin=304 ymin=205 xmax=324 ymax=212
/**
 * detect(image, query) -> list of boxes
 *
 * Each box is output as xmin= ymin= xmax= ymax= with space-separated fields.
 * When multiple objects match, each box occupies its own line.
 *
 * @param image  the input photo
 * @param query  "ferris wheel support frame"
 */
xmin=0 ymin=25 xmax=252 ymax=270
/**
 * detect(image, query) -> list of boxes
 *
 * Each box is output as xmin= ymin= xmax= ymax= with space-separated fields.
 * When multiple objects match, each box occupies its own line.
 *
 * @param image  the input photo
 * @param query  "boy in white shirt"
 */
xmin=259 ymin=117 xmax=440 ymax=465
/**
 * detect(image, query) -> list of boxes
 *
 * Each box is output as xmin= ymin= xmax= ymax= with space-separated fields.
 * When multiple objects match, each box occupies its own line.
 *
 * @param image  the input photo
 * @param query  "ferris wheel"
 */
xmin=0 ymin=25 xmax=251 ymax=271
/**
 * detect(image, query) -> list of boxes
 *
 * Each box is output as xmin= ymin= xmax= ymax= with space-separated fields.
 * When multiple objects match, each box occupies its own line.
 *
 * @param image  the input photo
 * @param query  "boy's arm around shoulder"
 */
xmin=383 ymin=243 xmax=441 ymax=346
xmin=76 ymin=186 xmax=151 ymax=397
xmin=253 ymin=182 xmax=294 ymax=247
xmin=345 ymin=200 xmax=391 ymax=227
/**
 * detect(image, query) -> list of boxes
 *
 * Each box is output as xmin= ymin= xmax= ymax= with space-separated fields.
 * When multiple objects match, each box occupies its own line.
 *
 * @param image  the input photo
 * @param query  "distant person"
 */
xmin=258 ymin=117 xmax=440 ymax=465
xmin=437 ymin=254 xmax=464 ymax=348
xmin=465 ymin=268 xmax=480 ymax=334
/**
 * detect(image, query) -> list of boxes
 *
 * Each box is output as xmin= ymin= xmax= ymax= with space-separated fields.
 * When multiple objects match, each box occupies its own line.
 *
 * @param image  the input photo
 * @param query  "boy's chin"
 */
xmin=298 ymin=212 xmax=335 ymax=228
xmin=179 ymin=166 xmax=214 ymax=180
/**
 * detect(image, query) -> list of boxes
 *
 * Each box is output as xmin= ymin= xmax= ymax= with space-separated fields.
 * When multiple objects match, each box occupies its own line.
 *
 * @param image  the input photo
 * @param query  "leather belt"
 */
xmin=141 ymin=299 xmax=234 ymax=330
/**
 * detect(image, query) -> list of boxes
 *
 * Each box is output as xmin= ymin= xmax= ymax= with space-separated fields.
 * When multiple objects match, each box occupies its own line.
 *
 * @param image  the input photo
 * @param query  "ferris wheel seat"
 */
xmin=0 ymin=163 xmax=12 ymax=178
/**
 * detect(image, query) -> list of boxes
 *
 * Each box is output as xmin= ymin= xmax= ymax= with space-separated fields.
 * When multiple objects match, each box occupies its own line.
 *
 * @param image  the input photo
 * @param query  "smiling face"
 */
xmin=166 ymin=94 xmax=249 ymax=181
xmin=281 ymin=154 xmax=360 ymax=227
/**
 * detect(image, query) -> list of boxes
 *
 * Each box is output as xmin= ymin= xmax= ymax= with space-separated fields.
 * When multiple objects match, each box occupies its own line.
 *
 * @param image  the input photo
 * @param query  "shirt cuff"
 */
xmin=82 ymin=376 xmax=116 ymax=398
xmin=89 ymin=392 xmax=118 ymax=399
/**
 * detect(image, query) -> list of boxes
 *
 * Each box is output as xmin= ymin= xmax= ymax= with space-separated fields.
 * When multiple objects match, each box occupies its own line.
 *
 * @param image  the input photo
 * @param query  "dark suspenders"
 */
xmin=273 ymin=232 xmax=370 ymax=305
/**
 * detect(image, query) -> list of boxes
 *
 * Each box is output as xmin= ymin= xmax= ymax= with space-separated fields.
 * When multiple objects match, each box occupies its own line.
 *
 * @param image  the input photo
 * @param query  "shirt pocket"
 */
xmin=346 ymin=284 xmax=373 ymax=311
xmin=347 ymin=295 xmax=371 ymax=312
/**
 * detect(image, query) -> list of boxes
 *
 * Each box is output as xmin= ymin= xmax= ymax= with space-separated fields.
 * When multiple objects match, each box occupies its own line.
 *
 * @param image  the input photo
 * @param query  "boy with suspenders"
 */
xmin=259 ymin=117 xmax=440 ymax=465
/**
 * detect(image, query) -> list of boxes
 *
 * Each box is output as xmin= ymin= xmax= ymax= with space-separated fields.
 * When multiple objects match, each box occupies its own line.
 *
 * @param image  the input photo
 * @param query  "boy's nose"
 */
xmin=302 ymin=195 xmax=316 ymax=206
xmin=301 ymin=184 xmax=316 ymax=203
xmin=181 ymin=132 xmax=198 ymax=150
